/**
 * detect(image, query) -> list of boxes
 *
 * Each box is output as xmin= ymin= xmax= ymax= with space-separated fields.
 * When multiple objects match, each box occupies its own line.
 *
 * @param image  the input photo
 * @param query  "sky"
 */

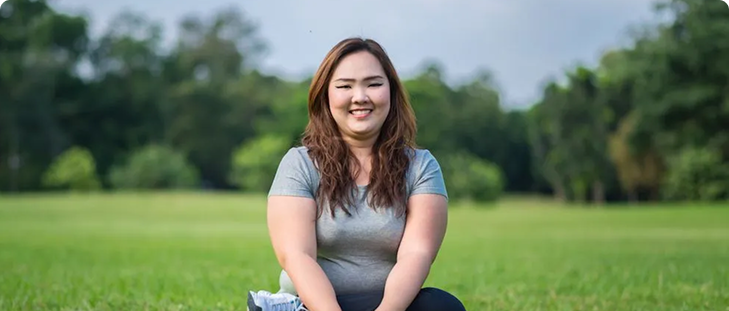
xmin=50 ymin=0 xmax=662 ymax=108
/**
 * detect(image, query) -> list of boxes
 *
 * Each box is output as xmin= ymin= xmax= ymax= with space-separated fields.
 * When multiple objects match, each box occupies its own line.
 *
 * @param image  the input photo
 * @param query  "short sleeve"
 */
xmin=410 ymin=150 xmax=448 ymax=201
xmin=268 ymin=147 xmax=315 ymax=198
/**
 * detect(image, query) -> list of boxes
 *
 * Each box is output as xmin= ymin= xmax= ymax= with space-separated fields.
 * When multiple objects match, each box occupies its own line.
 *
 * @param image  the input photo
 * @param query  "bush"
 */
xmin=229 ymin=135 xmax=291 ymax=193
xmin=42 ymin=146 xmax=101 ymax=191
xmin=440 ymin=151 xmax=505 ymax=203
xmin=662 ymin=147 xmax=729 ymax=201
xmin=108 ymin=144 xmax=200 ymax=190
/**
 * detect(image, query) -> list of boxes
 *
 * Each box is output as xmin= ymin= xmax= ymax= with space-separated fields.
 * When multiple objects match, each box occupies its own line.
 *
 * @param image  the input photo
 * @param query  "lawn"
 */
xmin=0 ymin=192 xmax=727 ymax=310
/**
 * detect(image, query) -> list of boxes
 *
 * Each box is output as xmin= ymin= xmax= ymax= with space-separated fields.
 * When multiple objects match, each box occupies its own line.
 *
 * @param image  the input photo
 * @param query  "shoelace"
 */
xmin=266 ymin=296 xmax=307 ymax=311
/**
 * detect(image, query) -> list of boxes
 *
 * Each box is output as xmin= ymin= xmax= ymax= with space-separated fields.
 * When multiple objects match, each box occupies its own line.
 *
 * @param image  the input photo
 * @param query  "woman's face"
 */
xmin=328 ymin=51 xmax=391 ymax=143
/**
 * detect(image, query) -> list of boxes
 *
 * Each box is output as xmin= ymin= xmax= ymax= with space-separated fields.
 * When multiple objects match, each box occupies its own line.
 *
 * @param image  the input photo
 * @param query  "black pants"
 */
xmin=328 ymin=287 xmax=466 ymax=311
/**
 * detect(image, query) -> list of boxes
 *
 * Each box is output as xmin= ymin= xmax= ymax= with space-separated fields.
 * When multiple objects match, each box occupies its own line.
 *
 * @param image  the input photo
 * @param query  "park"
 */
xmin=1 ymin=0 xmax=729 ymax=309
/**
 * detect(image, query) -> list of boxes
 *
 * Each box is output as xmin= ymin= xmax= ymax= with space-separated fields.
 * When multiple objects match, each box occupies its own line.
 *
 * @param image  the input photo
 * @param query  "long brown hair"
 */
xmin=301 ymin=37 xmax=417 ymax=218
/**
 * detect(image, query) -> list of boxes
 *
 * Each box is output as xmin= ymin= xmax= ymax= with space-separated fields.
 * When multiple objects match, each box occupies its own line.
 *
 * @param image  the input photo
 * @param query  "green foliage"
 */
xmin=5 ymin=0 xmax=729 ymax=206
xmin=229 ymin=135 xmax=291 ymax=193
xmin=108 ymin=144 xmax=200 ymax=190
xmin=0 ymin=0 xmax=535 ymax=195
xmin=628 ymin=0 xmax=729 ymax=160
xmin=252 ymin=80 xmax=310 ymax=143
xmin=524 ymin=0 xmax=729 ymax=204
xmin=41 ymin=146 xmax=101 ymax=191
xmin=661 ymin=147 xmax=729 ymax=201
xmin=440 ymin=152 xmax=504 ymax=203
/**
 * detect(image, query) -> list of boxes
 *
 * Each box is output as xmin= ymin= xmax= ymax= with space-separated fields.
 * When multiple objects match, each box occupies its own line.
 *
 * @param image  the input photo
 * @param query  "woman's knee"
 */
xmin=407 ymin=287 xmax=466 ymax=311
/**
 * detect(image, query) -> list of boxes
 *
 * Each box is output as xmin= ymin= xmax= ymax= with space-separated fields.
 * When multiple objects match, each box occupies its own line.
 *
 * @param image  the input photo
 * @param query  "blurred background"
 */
xmin=1 ymin=0 xmax=728 ymax=204
xmin=3 ymin=1 xmax=729 ymax=309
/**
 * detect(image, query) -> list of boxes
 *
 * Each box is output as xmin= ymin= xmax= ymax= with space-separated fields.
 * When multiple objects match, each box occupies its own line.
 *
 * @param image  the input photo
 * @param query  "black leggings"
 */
xmin=326 ymin=287 xmax=466 ymax=311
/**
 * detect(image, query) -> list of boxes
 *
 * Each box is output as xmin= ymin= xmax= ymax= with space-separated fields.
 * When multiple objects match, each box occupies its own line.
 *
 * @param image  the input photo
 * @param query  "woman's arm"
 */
xmin=375 ymin=194 xmax=448 ymax=311
xmin=267 ymin=195 xmax=342 ymax=311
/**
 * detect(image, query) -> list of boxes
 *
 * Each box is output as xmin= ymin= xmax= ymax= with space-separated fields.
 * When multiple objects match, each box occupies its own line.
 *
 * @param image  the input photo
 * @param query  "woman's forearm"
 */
xmin=376 ymin=253 xmax=432 ymax=311
xmin=284 ymin=253 xmax=342 ymax=311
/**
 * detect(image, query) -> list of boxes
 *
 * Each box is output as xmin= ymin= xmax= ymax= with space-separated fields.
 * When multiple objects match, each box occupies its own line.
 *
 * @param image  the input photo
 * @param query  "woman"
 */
xmin=249 ymin=37 xmax=466 ymax=311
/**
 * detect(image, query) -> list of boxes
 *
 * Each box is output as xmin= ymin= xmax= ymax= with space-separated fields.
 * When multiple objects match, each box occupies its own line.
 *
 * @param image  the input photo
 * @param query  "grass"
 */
xmin=0 ymin=192 xmax=727 ymax=310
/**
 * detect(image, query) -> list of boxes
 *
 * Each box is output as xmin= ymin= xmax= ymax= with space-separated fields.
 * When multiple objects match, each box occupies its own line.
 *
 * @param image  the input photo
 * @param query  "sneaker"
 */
xmin=247 ymin=290 xmax=308 ymax=311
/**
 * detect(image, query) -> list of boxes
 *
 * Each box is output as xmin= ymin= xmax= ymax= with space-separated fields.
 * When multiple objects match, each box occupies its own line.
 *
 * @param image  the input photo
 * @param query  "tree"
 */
xmin=0 ymin=0 xmax=89 ymax=191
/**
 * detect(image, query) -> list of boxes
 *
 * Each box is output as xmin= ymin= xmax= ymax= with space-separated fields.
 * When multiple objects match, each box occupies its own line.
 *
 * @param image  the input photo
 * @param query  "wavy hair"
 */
xmin=301 ymin=37 xmax=417 ymax=218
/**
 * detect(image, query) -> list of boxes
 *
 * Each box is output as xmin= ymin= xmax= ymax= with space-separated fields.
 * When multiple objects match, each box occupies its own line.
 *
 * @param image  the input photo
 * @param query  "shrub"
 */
xmin=108 ymin=144 xmax=200 ymax=189
xmin=230 ymin=135 xmax=291 ymax=193
xmin=42 ymin=146 xmax=101 ymax=191
xmin=662 ymin=147 xmax=729 ymax=201
xmin=440 ymin=151 xmax=505 ymax=203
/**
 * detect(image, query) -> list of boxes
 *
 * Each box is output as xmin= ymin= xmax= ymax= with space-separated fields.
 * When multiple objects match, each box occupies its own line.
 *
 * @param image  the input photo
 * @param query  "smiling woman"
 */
xmin=247 ymin=37 xmax=466 ymax=311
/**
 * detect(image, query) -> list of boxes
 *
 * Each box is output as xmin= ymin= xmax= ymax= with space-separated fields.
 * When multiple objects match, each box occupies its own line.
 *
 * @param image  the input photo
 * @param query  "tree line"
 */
xmin=1 ymin=0 xmax=728 ymax=204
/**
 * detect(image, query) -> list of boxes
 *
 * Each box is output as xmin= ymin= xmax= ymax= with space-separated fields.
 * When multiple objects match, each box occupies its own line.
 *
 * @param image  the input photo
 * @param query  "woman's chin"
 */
xmin=344 ymin=126 xmax=380 ymax=140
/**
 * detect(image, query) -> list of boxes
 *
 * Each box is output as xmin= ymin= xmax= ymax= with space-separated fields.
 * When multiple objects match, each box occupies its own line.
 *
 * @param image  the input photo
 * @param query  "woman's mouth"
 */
xmin=349 ymin=109 xmax=373 ymax=118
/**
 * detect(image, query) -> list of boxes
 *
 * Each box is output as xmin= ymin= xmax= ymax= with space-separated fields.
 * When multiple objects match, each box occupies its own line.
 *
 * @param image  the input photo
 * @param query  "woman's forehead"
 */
xmin=332 ymin=52 xmax=386 ymax=78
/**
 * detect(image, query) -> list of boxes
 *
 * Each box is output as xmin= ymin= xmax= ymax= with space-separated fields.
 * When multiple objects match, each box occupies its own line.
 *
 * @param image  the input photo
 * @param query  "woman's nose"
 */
xmin=352 ymin=87 xmax=370 ymax=103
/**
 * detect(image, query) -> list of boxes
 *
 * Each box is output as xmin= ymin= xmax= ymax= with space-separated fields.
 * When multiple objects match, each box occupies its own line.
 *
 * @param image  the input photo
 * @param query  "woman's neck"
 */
xmin=342 ymin=135 xmax=376 ymax=161
xmin=344 ymin=138 xmax=374 ymax=186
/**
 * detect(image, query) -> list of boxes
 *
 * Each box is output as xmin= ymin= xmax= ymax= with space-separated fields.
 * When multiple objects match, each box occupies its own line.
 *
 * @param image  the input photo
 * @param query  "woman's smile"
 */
xmin=350 ymin=108 xmax=374 ymax=119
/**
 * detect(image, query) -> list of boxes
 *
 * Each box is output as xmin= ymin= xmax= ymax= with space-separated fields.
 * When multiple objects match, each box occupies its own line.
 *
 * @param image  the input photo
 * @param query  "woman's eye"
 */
xmin=335 ymin=85 xmax=351 ymax=89
xmin=369 ymin=83 xmax=383 ymax=87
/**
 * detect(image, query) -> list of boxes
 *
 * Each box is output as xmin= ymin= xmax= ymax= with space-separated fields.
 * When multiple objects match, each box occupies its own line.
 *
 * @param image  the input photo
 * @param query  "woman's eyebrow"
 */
xmin=333 ymin=75 xmax=385 ymax=82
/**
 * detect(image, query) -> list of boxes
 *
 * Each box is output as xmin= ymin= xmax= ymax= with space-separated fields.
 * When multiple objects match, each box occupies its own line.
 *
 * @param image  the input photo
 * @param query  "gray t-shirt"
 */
xmin=268 ymin=146 xmax=448 ymax=295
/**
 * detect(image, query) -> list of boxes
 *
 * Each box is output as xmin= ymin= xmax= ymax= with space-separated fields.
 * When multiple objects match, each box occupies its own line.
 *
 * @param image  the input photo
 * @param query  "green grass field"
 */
xmin=1 ymin=193 xmax=727 ymax=310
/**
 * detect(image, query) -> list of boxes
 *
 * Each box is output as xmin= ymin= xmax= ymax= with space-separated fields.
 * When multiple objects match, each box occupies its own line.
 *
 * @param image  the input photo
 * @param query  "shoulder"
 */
xmin=277 ymin=145 xmax=319 ymax=176
xmin=280 ymin=146 xmax=314 ymax=167
xmin=268 ymin=146 xmax=319 ymax=198
xmin=407 ymin=148 xmax=441 ymax=172
xmin=406 ymin=148 xmax=448 ymax=200
xmin=410 ymin=148 xmax=436 ymax=161
xmin=287 ymin=145 xmax=310 ymax=157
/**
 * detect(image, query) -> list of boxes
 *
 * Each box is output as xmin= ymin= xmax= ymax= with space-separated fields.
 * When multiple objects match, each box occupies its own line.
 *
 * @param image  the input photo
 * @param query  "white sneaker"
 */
xmin=247 ymin=290 xmax=308 ymax=311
